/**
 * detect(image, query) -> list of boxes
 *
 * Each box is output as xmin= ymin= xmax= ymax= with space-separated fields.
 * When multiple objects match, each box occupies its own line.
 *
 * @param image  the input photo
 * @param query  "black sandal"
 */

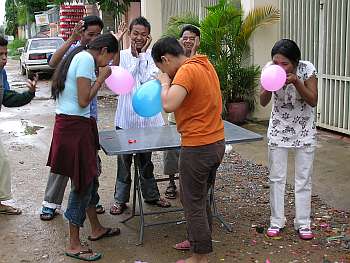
xmin=164 ymin=184 xmax=177 ymax=199
xmin=95 ymin=204 xmax=105 ymax=214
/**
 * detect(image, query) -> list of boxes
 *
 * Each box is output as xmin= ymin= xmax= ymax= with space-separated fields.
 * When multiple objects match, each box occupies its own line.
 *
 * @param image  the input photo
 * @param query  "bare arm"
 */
xmin=49 ymin=21 xmax=84 ymax=68
xmin=292 ymin=75 xmax=318 ymax=107
xmin=158 ymin=73 xmax=187 ymax=112
xmin=110 ymin=22 xmax=127 ymax=66
xmin=77 ymin=66 xmax=111 ymax=108
xmin=260 ymin=88 xmax=272 ymax=107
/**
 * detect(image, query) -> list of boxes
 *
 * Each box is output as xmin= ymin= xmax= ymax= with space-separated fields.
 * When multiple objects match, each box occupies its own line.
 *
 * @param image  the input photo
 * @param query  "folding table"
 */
xmin=99 ymin=121 xmax=263 ymax=244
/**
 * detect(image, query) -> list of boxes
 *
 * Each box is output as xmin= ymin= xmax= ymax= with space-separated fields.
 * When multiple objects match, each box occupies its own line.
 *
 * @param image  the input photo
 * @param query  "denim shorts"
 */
xmin=64 ymin=177 xmax=100 ymax=227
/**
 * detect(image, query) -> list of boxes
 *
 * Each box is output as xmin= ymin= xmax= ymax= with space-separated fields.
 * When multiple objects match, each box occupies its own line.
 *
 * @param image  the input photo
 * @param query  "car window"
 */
xmin=29 ymin=39 xmax=64 ymax=50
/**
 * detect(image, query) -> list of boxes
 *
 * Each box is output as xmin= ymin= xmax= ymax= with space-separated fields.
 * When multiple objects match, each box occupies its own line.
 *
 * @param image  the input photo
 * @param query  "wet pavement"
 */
xmin=0 ymin=59 xmax=349 ymax=262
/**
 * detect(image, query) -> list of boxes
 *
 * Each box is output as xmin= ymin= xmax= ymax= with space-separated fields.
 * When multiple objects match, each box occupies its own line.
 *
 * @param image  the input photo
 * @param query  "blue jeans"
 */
xmin=113 ymin=126 xmax=160 ymax=204
xmin=64 ymin=177 xmax=100 ymax=227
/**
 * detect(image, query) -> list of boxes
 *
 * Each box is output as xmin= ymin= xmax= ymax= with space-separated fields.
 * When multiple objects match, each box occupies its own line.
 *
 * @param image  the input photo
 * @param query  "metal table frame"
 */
xmin=99 ymin=121 xmax=262 ymax=245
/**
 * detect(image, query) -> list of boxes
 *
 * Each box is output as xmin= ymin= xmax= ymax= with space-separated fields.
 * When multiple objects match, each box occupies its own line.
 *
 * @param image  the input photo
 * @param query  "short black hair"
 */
xmin=83 ymin=15 xmax=104 ymax=31
xmin=271 ymin=39 xmax=301 ymax=65
xmin=129 ymin=16 xmax=151 ymax=34
xmin=151 ymin=36 xmax=184 ymax=63
xmin=0 ymin=36 xmax=8 ymax=47
xmin=180 ymin=24 xmax=200 ymax=38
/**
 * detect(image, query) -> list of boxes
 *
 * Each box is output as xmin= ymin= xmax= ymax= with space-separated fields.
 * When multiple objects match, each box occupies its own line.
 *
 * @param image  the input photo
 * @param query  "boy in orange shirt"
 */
xmin=152 ymin=36 xmax=225 ymax=263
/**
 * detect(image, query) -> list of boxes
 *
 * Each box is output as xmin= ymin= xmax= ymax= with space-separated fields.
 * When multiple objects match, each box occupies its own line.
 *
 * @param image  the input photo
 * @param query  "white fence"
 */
xmin=280 ymin=0 xmax=350 ymax=135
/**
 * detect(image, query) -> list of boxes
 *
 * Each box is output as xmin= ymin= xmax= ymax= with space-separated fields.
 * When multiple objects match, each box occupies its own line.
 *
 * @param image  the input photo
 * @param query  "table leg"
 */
xmin=209 ymin=185 xmax=233 ymax=232
xmin=120 ymin=154 xmax=138 ymax=224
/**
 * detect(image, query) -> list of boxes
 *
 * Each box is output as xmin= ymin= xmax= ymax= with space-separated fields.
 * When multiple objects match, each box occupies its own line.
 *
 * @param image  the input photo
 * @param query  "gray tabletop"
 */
xmin=99 ymin=121 xmax=263 ymax=155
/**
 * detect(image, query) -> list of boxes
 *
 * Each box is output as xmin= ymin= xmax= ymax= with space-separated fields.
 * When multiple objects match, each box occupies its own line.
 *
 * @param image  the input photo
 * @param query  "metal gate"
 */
xmin=280 ymin=0 xmax=350 ymax=135
xmin=161 ymin=0 xmax=219 ymax=32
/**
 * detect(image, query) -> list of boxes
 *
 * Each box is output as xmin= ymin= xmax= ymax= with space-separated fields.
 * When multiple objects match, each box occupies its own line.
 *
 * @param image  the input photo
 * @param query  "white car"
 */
xmin=19 ymin=37 xmax=64 ymax=78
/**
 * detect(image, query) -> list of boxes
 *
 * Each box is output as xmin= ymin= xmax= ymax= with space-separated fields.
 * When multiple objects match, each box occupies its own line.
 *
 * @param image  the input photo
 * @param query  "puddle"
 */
xmin=0 ymin=120 xmax=44 ymax=136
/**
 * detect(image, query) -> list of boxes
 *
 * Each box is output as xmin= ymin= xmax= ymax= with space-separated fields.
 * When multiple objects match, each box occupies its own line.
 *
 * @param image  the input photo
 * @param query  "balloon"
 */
xmin=105 ymin=66 xmax=135 ymax=95
xmin=132 ymin=80 xmax=162 ymax=117
xmin=260 ymin=64 xmax=286 ymax=92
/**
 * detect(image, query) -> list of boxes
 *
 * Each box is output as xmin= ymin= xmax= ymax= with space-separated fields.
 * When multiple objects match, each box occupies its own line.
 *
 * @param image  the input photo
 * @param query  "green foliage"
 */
xmin=17 ymin=5 xmax=27 ymax=26
xmin=5 ymin=0 xmax=18 ymax=36
xmin=5 ymin=0 xmax=50 ymax=36
xmin=8 ymin=38 xmax=26 ymax=58
xmin=199 ymin=0 xmax=279 ymax=112
xmin=163 ymin=13 xmax=200 ymax=38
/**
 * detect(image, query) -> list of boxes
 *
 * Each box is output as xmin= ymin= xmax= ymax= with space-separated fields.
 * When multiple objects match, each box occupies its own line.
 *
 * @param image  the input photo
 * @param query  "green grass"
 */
xmin=8 ymin=38 xmax=26 ymax=58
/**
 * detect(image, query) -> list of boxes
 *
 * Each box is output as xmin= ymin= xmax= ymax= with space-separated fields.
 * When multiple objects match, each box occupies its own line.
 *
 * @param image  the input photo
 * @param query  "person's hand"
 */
xmin=141 ymin=35 xmax=152 ymax=53
xmin=97 ymin=66 xmax=112 ymax=83
xmin=70 ymin=20 xmax=84 ymax=41
xmin=190 ymin=36 xmax=200 ymax=57
xmin=157 ymin=72 xmax=171 ymax=88
xmin=131 ymin=41 xmax=138 ymax=57
xmin=26 ymin=73 xmax=38 ymax=93
xmin=113 ymin=22 xmax=128 ymax=42
xmin=286 ymin=72 xmax=298 ymax=85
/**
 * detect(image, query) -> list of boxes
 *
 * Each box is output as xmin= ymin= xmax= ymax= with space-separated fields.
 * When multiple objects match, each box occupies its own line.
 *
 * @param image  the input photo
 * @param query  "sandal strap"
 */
xmin=41 ymin=206 xmax=55 ymax=215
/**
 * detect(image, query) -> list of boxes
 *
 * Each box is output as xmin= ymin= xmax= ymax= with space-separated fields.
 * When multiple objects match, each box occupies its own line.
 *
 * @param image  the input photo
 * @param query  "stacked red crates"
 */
xmin=59 ymin=5 xmax=86 ymax=41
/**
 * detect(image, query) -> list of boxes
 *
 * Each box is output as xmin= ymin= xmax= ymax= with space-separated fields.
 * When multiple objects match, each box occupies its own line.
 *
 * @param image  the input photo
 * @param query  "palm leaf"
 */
xmin=163 ymin=13 xmax=200 ymax=38
xmin=237 ymin=5 xmax=280 ymax=50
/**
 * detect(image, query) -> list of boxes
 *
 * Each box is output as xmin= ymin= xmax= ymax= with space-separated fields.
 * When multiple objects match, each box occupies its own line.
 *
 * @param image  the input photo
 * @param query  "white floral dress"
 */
xmin=267 ymin=60 xmax=317 ymax=148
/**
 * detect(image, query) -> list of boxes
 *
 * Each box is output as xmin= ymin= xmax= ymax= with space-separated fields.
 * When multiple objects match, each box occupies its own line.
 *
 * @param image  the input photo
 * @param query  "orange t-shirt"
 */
xmin=172 ymin=55 xmax=224 ymax=146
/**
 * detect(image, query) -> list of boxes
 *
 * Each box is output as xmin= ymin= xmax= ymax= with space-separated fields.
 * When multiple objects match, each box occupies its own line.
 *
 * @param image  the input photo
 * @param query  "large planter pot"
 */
xmin=226 ymin=101 xmax=249 ymax=124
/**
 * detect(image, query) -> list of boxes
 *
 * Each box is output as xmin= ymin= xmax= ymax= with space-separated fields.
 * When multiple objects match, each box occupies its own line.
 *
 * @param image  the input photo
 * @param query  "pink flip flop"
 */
xmin=176 ymin=260 xmax=186 ymax=263
xmin=173 ymin=240 xmax=190 ymax=250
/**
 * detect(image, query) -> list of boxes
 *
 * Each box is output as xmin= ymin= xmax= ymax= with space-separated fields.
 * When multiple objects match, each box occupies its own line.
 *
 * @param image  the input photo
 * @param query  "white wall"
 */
xmin=140 ymin=0 xmax=163 ymax=47
xmin=241 ymin=0 xmax=280 ymax=120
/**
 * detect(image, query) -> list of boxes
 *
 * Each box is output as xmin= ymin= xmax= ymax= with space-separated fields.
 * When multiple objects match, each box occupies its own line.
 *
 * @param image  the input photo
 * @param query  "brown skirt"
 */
xmin=47 ymin=114 xmax=99 ymax=192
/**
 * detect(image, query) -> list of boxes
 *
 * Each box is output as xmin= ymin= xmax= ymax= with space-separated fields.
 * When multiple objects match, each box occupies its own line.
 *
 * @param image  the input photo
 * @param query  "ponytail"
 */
xmin=51 ymin=45 xmax=87 ymax=100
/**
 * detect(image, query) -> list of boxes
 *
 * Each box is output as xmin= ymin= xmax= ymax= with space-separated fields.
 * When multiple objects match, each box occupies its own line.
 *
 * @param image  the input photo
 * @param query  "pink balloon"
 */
xmin=260 ymin=64 xmax=286 ymax=92
xmin=105 ymin=66 xmax=135 ymax=95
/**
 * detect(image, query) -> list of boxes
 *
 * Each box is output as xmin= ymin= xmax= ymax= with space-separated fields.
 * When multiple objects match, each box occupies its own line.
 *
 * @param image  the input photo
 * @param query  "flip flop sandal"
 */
xmin=173 ymin=240 xmax=190 ymax=250
xmin=88 ymin=227 xmax=121 ymax=241
xmin=110 ymin=203 xmax=127 ymax=215
xmin=0 ymin=205 xmax=22 ymax=215
xmin=95 ymin=204 xmax=105 ymax=214
xmin=165 ymin=184 xmax=177 ymax=199
xmin=40 ymin=206 xmax=56 ymax=221
xmin=65 ymin=249 xmax=102 ymax=261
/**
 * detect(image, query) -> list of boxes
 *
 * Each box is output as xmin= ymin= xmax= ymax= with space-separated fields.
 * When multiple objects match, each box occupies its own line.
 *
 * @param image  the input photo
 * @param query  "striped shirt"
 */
xmin=115 ymin=48 xmax=164 ymax=129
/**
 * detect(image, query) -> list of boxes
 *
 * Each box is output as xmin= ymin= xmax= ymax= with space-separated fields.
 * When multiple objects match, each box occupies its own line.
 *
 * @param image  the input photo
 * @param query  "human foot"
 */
xmin=110 ymin=203 xmax=127 ymax=215
xmin=0 ymin=204 xmax=22 ymax=215
xmin=65 ymin=248 xmax=102 ymax=261
xmin=88 ymin=227 xmax=121 ymax=241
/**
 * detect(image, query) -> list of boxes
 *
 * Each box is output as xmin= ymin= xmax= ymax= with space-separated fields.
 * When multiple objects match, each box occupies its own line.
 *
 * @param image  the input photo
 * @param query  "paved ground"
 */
xmin=0 ymin=59 xmax=349 ymax=263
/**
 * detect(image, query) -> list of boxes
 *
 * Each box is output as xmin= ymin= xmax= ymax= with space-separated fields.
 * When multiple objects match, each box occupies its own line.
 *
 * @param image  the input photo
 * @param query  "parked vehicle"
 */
xmin=18 ymin=37 xmax=64 ymax=78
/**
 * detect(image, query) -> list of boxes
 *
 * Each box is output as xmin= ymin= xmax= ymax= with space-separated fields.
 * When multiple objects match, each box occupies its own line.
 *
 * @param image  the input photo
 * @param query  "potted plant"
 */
xmin=200 ymin=0 xmax=279 ymax=123
xmin=164 ymin=0 xmax=279 ymax=123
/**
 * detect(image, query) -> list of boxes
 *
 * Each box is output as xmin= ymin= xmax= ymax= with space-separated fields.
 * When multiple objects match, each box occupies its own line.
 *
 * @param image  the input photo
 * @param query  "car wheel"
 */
xmin=20 ymin=61 xmax=26 ymax=75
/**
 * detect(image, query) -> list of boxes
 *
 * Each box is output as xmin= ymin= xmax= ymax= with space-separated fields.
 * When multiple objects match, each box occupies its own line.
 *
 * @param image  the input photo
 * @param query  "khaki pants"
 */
xmin=0 ymin=137 xmax=12 ymax=201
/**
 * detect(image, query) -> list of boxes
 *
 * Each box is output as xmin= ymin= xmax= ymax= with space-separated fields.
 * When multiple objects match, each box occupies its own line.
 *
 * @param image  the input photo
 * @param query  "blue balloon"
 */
xmin=132 ymin=80 xmax=163 ymax=117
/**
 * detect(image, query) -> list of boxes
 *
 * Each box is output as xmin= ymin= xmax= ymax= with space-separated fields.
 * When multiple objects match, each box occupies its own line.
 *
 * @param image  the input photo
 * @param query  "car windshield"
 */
xmin=29 ymin=39 xmax=64 ymax=50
